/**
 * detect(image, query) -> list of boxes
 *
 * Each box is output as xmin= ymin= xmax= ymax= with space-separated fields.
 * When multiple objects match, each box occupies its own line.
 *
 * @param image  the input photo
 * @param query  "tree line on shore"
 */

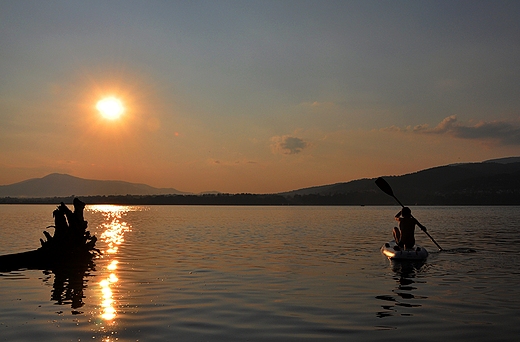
xmin=1 ymin=190 xmax=519 ymax=205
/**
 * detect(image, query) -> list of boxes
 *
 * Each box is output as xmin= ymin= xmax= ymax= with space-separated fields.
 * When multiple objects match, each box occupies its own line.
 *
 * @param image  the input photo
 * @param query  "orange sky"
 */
xmin=1 ymin=2 xmax=519 ymax=193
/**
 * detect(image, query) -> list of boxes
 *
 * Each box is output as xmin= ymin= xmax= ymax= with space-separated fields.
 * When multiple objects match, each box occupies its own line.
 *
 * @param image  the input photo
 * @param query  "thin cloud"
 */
xmin=384 ymin=115 xmax=520 ymax=145
xmin=300 ymin=101 xmax=340 ymax=109
xmin=270 ymin=135 xmax=308 ymax=155
xmin=208 ymin=159 xmax=258 ymax=166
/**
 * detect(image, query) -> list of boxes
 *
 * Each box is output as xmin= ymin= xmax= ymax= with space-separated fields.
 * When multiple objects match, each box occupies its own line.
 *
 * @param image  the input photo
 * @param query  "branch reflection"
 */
xmin=44 ymin=257 xmax=96 ymax=314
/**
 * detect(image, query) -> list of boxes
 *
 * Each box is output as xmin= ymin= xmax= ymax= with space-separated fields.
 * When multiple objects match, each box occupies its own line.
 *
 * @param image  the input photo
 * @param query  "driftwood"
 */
xmin=0 ymin=198 xmax=99 ymax=272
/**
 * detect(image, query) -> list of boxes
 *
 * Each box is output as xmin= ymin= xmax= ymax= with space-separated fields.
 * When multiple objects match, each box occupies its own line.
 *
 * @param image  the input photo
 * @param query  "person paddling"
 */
xmin=393 ymin=207 xmax=426 ymax=250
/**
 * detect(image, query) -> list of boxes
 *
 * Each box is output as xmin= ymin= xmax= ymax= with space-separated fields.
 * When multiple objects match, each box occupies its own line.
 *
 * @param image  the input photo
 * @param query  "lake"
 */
xmin=0 ymin=205 xmax=519 ymax=341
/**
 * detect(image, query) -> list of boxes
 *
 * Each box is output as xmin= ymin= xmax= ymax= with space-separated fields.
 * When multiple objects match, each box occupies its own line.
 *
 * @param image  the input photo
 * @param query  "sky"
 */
xmin=1 ymin=0 xmax=519 ymax=194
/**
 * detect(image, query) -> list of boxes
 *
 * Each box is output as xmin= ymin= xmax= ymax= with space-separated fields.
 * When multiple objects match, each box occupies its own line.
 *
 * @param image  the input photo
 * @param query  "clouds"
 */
xmin=270 ymin=135 xmax=309 ymax=155
xmin=385 ymin=115 xmax=520 ymax=145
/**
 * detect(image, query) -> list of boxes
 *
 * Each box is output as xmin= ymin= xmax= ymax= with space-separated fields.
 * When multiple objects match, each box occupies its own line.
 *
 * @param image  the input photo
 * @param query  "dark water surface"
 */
xmin=0 ymin=205 xmax=519 ymax=341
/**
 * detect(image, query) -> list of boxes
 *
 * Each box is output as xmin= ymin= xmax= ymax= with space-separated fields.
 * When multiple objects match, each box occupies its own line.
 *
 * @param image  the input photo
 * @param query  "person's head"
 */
xmin=402 ymin=207 xmax=412 ymax=217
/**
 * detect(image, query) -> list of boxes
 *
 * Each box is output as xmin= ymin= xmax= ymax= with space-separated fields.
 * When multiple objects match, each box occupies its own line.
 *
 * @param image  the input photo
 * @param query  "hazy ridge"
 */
xmin=0 ymin=173 xmax=187 ymax=198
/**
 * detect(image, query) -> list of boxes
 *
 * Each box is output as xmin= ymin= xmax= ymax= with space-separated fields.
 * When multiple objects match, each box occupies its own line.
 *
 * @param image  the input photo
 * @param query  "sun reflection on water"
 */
xmin=88 ymin=205 xmax=133 ymax=323
xmin=100 ymin=261 xmax=119 ymax=321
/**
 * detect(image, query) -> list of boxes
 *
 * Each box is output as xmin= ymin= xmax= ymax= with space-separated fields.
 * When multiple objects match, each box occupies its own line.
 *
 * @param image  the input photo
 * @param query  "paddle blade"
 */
xmin=375 ymin=177 xmax=394 ymax=196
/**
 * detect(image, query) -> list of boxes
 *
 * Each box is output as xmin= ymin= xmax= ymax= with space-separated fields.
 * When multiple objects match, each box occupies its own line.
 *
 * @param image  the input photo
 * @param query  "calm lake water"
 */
xmin=0 ymin=205 xmax=519 ymax=341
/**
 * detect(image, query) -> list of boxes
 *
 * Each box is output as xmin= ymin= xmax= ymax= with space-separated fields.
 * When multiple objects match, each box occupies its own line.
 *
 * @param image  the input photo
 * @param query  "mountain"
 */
xmin=0 ymin=173 xmax=187 ymax=198
xmin=282 ymin=159 xmax=520 ymax=205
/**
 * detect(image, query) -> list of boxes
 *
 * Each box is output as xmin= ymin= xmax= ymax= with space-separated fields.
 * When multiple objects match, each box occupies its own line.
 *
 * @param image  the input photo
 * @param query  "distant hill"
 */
xmin=0 ymin=173 xmax=187 ymax=198
xmin=282 ymin=159 xmax=520 ymax=205
xmin=483 ymin=156 xmax=520 ymax=164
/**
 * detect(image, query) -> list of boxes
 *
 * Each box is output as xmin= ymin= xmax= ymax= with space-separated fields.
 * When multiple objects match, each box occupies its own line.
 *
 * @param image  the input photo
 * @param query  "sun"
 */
xmin=96 ymin=97 xmax=124 ymax=120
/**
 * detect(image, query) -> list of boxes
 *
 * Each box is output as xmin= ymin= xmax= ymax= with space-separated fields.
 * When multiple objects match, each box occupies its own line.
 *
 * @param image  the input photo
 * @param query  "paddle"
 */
xmin=375 ymin=177 xmax=443 ymax=251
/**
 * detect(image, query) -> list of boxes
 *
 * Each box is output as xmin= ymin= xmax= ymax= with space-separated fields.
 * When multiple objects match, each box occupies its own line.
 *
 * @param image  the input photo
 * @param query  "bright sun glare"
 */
xmin=96 ymin=97 xmax=124 ymax=120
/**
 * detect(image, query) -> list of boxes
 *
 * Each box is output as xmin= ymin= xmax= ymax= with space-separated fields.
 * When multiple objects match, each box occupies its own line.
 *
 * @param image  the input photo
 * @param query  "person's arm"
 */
xmin=395 ymin=211 xmax=401 ymax=221
xmin=416 ymin=219 xmax=427 ymax=232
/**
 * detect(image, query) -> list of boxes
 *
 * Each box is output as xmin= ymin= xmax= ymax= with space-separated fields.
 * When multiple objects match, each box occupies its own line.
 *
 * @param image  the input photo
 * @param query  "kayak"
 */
xmin=381 ymin=241 xmax=428 ymax=260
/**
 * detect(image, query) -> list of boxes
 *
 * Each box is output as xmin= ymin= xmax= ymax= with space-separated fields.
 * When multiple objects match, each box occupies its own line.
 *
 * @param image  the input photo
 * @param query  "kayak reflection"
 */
xmin=376 ymin=260 xmax=428 ymax=319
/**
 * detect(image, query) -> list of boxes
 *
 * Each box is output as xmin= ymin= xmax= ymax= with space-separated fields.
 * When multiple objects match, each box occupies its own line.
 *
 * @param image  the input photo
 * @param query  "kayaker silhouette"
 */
xmin=393 ymin=207 xmax=427 ymax=250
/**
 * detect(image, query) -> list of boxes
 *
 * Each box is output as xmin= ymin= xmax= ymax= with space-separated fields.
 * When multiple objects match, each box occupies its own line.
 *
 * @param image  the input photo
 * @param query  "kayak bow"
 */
xmin=381 ymin=241 xmax=428 ymax=260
